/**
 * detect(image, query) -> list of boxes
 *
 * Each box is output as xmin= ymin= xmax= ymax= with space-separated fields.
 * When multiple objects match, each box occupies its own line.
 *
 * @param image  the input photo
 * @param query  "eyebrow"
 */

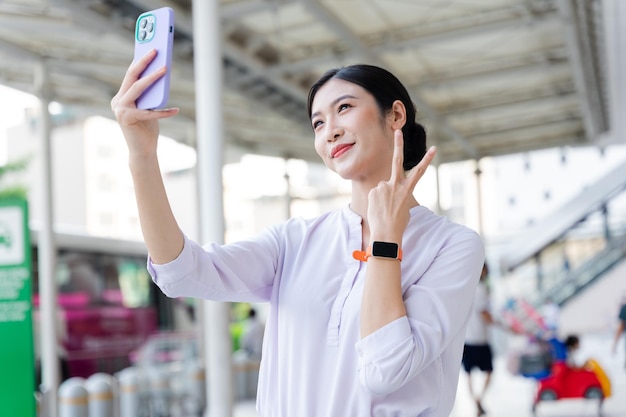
xmin=310 ymin=94 xmax=358 ymax=121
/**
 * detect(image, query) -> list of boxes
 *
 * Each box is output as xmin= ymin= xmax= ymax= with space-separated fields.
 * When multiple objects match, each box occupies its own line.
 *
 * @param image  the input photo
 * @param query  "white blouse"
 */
xmin=149 ymin=205 xmax=485 ymax=417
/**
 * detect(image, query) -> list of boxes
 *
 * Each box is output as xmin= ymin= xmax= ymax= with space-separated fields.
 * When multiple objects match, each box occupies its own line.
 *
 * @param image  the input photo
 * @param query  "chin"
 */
xmin=334 ymin=167 xmax=359 ymax=181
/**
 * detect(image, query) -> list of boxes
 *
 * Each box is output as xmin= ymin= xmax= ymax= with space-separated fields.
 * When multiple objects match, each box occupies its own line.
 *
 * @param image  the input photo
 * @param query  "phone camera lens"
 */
xmin=138 ymin=30 xmax=147 ymax=40
xmin=140 ymin=18 xmax=147 ymax=29
xmin=146 ymin=22 xmax=154 ymax=33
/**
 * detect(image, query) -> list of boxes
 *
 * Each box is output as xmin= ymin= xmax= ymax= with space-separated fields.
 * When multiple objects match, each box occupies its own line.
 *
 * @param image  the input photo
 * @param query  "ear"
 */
xmin=387 ymin=100 xmax=407 ymax=130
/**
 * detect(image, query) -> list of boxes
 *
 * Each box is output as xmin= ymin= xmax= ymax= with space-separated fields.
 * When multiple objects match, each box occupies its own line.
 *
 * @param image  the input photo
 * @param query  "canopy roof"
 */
xmin=0 ymin=0 xmax=614 ymax=163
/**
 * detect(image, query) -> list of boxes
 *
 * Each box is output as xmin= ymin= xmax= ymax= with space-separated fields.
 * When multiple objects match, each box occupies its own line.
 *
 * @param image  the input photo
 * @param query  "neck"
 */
xmin=349 ymin=180 xmax=419 ymax=250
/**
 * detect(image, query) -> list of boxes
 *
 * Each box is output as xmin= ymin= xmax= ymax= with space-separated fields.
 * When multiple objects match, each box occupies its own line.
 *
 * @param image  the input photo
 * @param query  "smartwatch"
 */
xmin=352 ymin=241 xmax=402 ymax=262
xmin=371 ymin=241 xmax=401 ymax=260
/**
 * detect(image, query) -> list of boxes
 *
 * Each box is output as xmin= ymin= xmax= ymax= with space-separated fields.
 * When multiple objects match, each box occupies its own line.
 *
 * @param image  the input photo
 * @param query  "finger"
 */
xmin=389 ymin=129 xmax=405 ymax=183
xmin=406 ymin=145 xmax=437 ymax=189
xmin=114 ymin=65 xmax=168 ymax=112
xmin=118 ymin=49 xmax=158 ymax=95
xmin=139 ymin=107 xmax=180 ymax=120
xmin=125 ymin=65 xmax=168 ymax=104
xmin=147 ymin=107 xmax=180 ymax=121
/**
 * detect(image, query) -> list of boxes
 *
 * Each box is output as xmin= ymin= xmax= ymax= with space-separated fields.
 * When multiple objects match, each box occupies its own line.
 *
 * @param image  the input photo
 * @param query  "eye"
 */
xmin=338 ymin=103 xmax=351 ymax=112
xmin=312 ymin=119 xmax=323 ymax=130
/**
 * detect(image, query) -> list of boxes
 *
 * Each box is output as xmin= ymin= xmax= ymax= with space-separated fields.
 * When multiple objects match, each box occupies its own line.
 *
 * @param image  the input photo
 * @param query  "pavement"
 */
xmin=233 ymin=331 xmax=626 ymax=417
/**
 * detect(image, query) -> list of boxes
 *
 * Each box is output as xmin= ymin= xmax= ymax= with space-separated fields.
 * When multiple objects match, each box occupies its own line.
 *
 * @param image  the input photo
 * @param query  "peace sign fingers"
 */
xmin=406 ymin=143 xmax=437 ymax=192
xmin=389 ymin=129 xmax=406 ymax=184
xmin=389 ymin=129 xmax=437 ymax=193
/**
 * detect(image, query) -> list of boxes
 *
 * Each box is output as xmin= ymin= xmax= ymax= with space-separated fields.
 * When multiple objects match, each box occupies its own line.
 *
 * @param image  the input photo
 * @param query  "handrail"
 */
xmin=533 ymin=231 xmax=626 ymax=306
xmin=500 ymin=159 xmax=626 ymax=272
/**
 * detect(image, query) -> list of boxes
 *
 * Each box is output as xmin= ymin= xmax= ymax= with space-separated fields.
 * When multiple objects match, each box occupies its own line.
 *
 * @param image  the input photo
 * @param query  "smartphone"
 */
xmin=134 ymin=7 xmax=175 ymax=110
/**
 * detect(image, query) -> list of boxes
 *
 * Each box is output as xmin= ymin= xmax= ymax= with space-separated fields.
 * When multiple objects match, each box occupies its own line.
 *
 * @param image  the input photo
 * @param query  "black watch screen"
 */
xmin=371 ymin=241 xmax=399 ymax=258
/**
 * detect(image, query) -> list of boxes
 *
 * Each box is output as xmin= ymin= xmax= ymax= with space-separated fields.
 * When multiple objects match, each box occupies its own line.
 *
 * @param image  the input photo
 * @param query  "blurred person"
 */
xmin=612 ymin=293 xmax=626 ymax=368
xmin=59 ymin=254 xmax=103 ymax=305
xmin=111 ymin=56 xmax=485 ymax=416
xmin=462 ymin=263 xmax=494 ymax=416
xmin=240 ymin=307 xmax=264 ymax=361
xmin=563 ymin=334 xmax=581 ymax=368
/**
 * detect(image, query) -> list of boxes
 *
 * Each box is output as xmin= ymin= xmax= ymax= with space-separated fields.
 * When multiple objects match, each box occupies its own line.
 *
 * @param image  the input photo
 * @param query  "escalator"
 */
xmin=498 ymin=159 xmax=626 ymax=307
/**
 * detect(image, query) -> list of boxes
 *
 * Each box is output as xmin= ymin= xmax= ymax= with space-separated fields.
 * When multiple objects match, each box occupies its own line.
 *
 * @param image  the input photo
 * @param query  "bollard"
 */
xmin=58 ymin=377 xmax=88 ymax=417
xmin=233 ymin=351 xmax=248 ymax=401
xmin=118 ymin=367 xmax=143 ymax=417
xmin=233 ymin=352 xmax=259 ymax=401
xmin=148 ymin=366 xmax=170 ymax=417
xmin=86 ymin=373 xmax=115 ymax=417
xmin=247 ymin=360 xmax=260 ymax=400
xmin=185 ymin=361 xmax=206 ymax=415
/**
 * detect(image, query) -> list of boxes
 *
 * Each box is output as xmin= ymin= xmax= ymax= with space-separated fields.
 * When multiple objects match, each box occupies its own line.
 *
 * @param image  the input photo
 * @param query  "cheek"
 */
xmin=362 ymin=105 xmax=383 ymax=125
xmin=313 ymin=135 xmax=326 ymax=160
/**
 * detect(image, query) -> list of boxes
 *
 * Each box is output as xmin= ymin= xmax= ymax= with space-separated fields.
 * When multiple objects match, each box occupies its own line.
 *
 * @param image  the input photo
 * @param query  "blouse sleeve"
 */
xmin=355 ymin=229 xmax=485 ymax=395
xmin=148 ymin=231 xmax=279 ymax=303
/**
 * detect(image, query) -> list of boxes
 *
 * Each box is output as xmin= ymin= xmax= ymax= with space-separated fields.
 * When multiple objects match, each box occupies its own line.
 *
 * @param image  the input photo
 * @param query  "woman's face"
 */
xmin=310 ymin=78 xmax=396 ymax=182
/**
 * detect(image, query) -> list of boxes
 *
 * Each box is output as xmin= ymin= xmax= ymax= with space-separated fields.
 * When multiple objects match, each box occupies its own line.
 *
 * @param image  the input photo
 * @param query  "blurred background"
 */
xmin=0 ymin=0 xmax=625 ymax=416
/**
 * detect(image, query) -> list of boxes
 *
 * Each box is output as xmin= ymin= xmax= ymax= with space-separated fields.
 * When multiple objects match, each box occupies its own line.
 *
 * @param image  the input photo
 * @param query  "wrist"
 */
xmin=353 ymin=241 xmax=402 ymax=262
xmin=369 ymin=231 xmax=402 ymax=244
xmin=129 ymin=150 xmax=159 ymax=169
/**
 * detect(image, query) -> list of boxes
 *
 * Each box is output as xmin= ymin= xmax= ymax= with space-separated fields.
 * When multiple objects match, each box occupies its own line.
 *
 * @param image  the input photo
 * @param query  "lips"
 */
xmin=331 ymin=143 xmax=354 ymax=158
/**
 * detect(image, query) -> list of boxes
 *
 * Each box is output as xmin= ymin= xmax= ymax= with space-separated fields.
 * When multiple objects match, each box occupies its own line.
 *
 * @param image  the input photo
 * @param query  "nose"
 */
xmin=325 ymin=119 xmax=344 ymax=142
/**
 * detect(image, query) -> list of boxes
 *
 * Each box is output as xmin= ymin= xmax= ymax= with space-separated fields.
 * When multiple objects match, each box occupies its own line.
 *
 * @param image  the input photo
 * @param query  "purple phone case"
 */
xmin=134 ymin=7 xmax=174 ymax=110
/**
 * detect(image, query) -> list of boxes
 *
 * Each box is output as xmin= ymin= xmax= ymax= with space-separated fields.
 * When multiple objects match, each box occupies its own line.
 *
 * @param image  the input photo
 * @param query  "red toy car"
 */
xmin=533 ymin=359 xmax=611 ymax=416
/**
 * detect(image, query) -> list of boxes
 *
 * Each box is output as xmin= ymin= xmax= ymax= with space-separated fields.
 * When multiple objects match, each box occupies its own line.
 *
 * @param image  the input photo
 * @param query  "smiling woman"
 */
xmin=111 ymin=53 xmax=485 ymax=417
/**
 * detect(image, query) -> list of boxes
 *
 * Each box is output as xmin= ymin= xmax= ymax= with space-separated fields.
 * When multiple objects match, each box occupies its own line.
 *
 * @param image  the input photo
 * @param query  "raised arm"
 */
xmin=360 ymin=130 xmax=436 ymax=337
xmin=110 ymin=49 xmax=184 ymax=264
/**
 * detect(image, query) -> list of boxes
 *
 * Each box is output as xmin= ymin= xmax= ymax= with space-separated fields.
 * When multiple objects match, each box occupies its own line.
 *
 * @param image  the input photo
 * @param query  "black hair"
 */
xmin=564 ymin=334 xmax=579 ymax=349
xmin=307 ymin=64 xmax=427 ymax=171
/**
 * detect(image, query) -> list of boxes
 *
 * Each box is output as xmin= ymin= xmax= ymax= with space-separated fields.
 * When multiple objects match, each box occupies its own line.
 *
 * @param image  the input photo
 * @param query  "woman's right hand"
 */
xmin=110 ymin=50 xmax=185 ymax=264
xmin=110 ymin=49 xmax=179 ymax=156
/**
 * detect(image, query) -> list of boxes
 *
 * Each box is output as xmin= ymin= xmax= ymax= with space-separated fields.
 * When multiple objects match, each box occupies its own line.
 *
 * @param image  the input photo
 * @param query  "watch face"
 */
xmin=372 ymin=241 xmax=398 ymax=258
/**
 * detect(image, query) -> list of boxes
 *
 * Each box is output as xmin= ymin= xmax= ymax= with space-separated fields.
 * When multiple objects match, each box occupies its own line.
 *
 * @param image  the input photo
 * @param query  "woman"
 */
xmin=111 ymin=54 xmax=485 ymax=416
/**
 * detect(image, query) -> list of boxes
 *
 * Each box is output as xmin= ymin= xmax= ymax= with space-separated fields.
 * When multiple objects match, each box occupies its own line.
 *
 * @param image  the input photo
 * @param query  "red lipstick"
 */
xmin=331 ymin=143 xmax=353 ymax=158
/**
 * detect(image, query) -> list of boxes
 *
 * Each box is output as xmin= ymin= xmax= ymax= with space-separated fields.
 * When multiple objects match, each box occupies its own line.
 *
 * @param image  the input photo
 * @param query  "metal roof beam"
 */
xmin=441 ymin=87 xmax=577 ymax=116
xmin=417 ymin=62 xmax=570 ymax=90
xmin=413 ymin=48 xmax=568 ymax=87
xmin=127 ymin=0 xmax=309 ymax=114
xmin=557 ymin=0 xmax=608 ymax=139
xmin=265 ymin=8 xmax=561 ymax=76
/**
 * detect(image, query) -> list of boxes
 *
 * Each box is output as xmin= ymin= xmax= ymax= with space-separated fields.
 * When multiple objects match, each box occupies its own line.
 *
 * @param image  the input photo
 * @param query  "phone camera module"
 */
xmin=137 ymin=15 xmax=155 ymax=42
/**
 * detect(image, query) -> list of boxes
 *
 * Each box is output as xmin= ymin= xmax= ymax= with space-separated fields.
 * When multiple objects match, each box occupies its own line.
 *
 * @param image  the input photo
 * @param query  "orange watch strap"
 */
xmin=352 ymin=249 xmax=369 ymax=262
xmin=352 ymin=247 xmax=402 ymax=262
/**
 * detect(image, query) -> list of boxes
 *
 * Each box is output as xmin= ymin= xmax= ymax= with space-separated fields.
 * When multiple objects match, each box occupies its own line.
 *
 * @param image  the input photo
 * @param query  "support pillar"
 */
xmin=35 ymin=60 xmax=59 ymax=417
xmin=192 ymin=1 xmax=233 ymax=416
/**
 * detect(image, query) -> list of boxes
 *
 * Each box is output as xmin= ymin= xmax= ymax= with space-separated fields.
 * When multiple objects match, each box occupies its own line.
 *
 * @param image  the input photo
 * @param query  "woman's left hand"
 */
xmin=367 ymin=129 xmax=436 ymax=242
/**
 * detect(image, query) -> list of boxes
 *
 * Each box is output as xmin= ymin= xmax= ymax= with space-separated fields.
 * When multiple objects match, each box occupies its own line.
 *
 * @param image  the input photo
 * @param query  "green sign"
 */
xmin=0 ymin=198 xmax=35 ymax=416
